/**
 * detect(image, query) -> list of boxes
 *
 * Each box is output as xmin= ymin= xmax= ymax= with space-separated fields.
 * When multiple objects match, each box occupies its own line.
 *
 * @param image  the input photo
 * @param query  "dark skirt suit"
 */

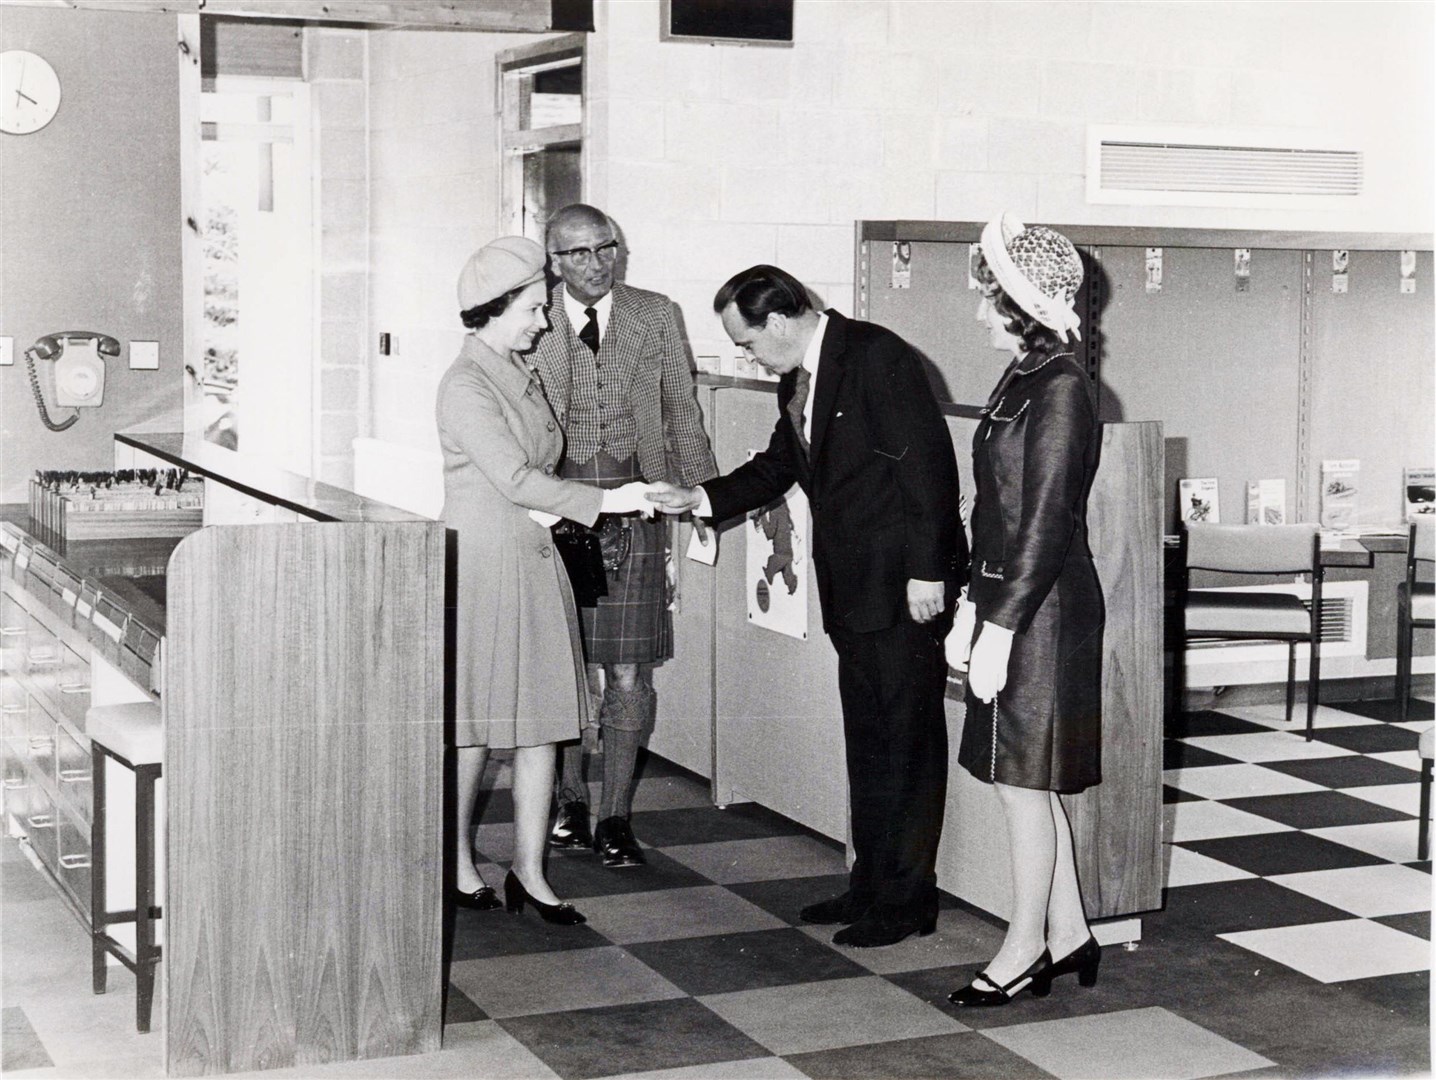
xmin=957 ymin=350 xmax=1104 ymax=794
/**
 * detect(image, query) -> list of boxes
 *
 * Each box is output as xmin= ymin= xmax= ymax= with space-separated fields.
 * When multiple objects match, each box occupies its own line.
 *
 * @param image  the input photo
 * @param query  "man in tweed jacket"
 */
xmin=533 ymin=203 xmax=717 ymax=866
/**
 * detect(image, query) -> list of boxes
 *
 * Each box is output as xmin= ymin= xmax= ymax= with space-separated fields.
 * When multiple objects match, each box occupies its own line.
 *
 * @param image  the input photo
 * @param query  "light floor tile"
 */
xmin=698 ymin=976 xmax=966 ymax=1056
xmin=1164 ymin=799 xmax=1294 ymax=843
xmin=1181 ymin=732 xmax=1354 ymax=763
xmin=1219 ymin=918 xmax=1430 ymax=983
xmin=1164 ymin=844 xmax=1258 ymax=888
xmin=1163 ymin=764 xmax=1325 ymax=801
xmin=1219 ymin=704 xmax=1380 ymax=730
xmin=663 ymin=835 xmax=847 ymax=884
xmin=1369 ymin=749 xmax=1423 ymax=772
xmin=984 ymin=1005 xmax=1273 ymax=1080
xmin=1395 ymin=720 xmax=1434 ymax=732
xmin=579 ymin=886 xmax=787 ymax=944
xmin=1268 ymin=864 xmax=1433 ymax=918
xmin=631 ymin=776 xmax=720 ymax=813
xmin=1343 ymin=783 xmax=1423 ymax=815
xmin=1308 ymin=820 xmax=1423 ymax=863
xmin=597 ymin=1057 xmax=809 ymax=1080
xmin=449 ymin=946 xmax=684 ymax=1019
xmin=797 ymin=910 xmax=1004 ymax=975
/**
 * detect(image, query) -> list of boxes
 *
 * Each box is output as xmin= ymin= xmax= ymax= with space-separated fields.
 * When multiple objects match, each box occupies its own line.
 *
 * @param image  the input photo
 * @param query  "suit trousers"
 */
xmin=828 ymin=615 xmax=951 ymax=913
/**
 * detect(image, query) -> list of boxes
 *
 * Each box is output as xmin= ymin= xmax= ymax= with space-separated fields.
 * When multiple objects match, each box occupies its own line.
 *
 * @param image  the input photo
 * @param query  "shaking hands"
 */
xmin=643 ymin=481 xmax=705 ymax=514
xmin=599 ymin=481 xmax=661 ymax=517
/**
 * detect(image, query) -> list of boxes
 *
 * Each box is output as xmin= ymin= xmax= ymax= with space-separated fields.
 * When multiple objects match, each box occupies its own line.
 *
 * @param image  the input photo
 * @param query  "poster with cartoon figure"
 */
xmin=746 ymin=471 xmax=809 ymax=641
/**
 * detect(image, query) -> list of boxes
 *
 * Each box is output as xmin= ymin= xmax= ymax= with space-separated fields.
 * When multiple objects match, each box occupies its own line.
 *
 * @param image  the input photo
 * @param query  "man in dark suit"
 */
xmin=647 ymin=265 xmax=968 ymax=946
xmin=533 ymin=204 xmax=718 ymax=868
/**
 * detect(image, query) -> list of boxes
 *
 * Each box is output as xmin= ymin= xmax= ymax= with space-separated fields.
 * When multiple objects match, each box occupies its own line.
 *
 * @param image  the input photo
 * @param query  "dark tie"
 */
xmin=579 ymin=306 xmax=600 ymax=355
xmin=787 ymin=366 xmax=812 ymax=455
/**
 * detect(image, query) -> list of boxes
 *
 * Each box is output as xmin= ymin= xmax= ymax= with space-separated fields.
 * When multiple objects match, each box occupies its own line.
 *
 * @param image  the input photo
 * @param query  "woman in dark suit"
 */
xmin=945 ymin=214 xmax=1104 ymax=1006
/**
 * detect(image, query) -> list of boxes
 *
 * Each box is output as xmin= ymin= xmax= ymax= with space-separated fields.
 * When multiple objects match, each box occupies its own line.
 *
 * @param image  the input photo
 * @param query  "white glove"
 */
xmin=967 ymin=621 xmax=1014 ymax=703
xmin=527 ymin=509 xmax=560 ymax=528
xmin=600 ymin=481 xmax=657 ymax=517
xmin=944 ymin=593 xmax=977 ymax=670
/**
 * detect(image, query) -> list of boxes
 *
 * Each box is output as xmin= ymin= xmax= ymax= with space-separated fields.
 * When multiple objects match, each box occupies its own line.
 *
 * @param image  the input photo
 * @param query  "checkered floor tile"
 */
xmin=2 ymin=698 xmax=1431 ymax=1078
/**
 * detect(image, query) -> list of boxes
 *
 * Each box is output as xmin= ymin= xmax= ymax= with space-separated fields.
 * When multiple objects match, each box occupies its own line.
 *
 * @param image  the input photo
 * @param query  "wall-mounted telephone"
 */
xmin=25 ymin=331 xmax=119 ymax=431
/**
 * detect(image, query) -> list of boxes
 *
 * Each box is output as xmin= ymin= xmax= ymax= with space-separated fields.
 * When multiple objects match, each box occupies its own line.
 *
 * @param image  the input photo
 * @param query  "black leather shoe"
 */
xmin=455 ymin=886 xmax=502 ymax=911
xmin=948 ymin=949 xmax=1053 ymax=1007
xmin=1046 ymin=934 xmax=1101 ymax=988
xmin=799 ymin=891 xmax=872 ymax=925
xmin=551 ymin=800 xmax=593 ymax=849
xmin=503 ymin=871 xmax=586 ymax=925
xmin=832 ymin=905 xmax=938 ymax=948
xmin=593 ymin=816 xmax=646 ymax=867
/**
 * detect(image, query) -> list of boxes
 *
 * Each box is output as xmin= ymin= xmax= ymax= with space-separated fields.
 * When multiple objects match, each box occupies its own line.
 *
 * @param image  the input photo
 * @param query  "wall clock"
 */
xmin=1 ymin=50 xmax=62 ymax=135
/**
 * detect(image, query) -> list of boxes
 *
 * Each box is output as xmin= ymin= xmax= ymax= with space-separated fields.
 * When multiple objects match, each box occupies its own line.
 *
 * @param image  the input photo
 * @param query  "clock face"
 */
xmin=1 ymin=50 xmax=61 ymax=135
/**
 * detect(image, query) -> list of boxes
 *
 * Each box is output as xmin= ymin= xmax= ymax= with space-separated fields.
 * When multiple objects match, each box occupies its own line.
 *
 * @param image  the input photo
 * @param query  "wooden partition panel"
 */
xmin=164 ymin=523 xmax=444 ymax=1075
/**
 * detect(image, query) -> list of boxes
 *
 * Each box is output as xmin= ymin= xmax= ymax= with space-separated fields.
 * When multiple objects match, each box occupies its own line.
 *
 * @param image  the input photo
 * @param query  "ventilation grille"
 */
xmin=1100 ymin=142 xmax=1362 ymax=196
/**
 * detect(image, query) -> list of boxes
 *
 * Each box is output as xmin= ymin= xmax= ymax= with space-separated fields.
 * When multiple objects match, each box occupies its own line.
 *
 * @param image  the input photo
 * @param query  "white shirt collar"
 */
xmin=563 ymin=287 xmax=612 ymax=341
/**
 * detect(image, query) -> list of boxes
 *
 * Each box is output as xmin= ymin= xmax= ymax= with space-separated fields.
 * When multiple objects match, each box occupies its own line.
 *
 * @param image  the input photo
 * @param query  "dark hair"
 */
xmin=460 ymin=284 xmax=526 ymax=330
xmin=713 ymin=264 xmax=812 ymax=327
xmin=973 ymin=254 xmax=1064 ymax=356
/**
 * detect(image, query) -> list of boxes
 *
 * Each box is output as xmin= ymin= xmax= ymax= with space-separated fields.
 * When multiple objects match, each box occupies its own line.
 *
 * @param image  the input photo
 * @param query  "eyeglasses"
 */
xmin=550 ymin=240 xmax=620 ymax=266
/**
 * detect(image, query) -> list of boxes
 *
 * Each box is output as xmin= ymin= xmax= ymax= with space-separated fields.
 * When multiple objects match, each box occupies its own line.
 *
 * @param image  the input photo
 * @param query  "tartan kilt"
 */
xmin=560 ymin=451 xmax=673 ymax=665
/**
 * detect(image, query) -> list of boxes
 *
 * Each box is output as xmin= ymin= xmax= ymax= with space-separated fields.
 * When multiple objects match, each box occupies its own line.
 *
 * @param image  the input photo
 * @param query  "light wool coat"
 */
xmin=436 ymin=334 xmax=604 ymax=748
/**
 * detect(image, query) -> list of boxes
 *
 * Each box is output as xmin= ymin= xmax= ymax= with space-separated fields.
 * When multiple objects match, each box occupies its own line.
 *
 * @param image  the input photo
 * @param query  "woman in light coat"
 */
xmin=437 ymin=236 xmax=651 ymax=924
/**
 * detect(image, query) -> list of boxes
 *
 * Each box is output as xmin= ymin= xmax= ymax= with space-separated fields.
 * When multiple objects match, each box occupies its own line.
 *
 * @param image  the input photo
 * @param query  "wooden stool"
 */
xmin=85 ymin=702 xmax=162 ymax=1034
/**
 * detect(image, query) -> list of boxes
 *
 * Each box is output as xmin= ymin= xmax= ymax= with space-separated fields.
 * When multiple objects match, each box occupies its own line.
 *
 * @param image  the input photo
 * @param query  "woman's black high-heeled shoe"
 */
xmin=1047 ymin=934 xmax=1101 ymax=988
xmin=504 ymin=871 xmax=586 ymax=925
xmin=455 ymin=885 xmax=502 ymax=911
xmin=948 ymin=949 xmax=1053 ymax=1007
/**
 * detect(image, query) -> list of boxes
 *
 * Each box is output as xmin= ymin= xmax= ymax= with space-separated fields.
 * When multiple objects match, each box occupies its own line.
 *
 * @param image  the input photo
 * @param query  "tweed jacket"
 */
xmin=703 ymin=310 xmax=968 ymax=634
xmin=533 ymin=283 xmax=717 ymax=487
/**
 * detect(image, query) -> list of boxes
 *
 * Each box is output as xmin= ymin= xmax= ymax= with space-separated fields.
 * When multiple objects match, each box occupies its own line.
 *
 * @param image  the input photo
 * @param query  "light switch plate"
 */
xmin=0 ymin=336 xmax=12 ymax=366
xmin=130 ymin=340 xmax=159 ymax=370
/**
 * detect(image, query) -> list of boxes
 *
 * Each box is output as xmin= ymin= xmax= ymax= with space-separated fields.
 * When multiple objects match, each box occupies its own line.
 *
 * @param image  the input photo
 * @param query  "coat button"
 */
xmin=546 ymin=421 xmax=556 ymax=431
xmin=543 ymin=464 xmax=554 ymax=475
xmin=540 ymin=545 xmax=552 ymax=558
xmin=812 ymin=500 xmax=823 ymax=511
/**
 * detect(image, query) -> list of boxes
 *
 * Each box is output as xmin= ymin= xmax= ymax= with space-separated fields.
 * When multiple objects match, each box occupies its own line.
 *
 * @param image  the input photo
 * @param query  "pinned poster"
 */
xmin=1145 ymin=247 xmax=1163 ymax=293
xmin=1401 ymin=250 xmax=1417 ymax=294
xmin=891 ymin=241 xmax=912 ymax=289
xmin=746 ymin=470 xmax=809 ymax=640
xmin=1332 ymin=250 xmax=1349 ymax=294
xmin=1234 ymin=249 xmax=1251 ymax=293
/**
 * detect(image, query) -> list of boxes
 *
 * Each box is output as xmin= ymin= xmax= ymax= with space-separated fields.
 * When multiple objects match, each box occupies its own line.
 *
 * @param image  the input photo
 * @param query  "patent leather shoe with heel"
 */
xmin=1047 ymin=934 xmax=1101 ymax=988
xmin=503 ymin=871 xmax=586 ymax=925
xmin=948 ymin=949 xmax=1053 ymax=1007
xmin=455 ymin=886 xmax=502 ymax=911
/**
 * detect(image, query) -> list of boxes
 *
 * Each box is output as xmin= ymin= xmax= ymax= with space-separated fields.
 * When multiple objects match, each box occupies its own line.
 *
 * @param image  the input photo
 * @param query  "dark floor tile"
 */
xmin=725 ymin=873 xmax=855 ymax=925
xmin=629 ymin=802 xmax=815 ymax=847
xmin=499 ymin=996 xmax=767 ymax=1080
xmin=1373 ymin=910 xmax=1431 ymax=941
xmin=1153 ymin=878 xmax=1356 ymax=939
xmin=1164 ymin=742 xmax=1244 ymax=770
xmin=1168 ymin=710 xmax=1273 ymax=739
xmin=1311 ymin=722 xmax=1421 ymax=754
xmin=1259 ymin=755 xmax=1422 ymax=790
xmin=1405 ymin=860 xmax=1431 ymax=874
xmin=1333 ymin=698 xmax=1435 ymax=723
xmin=1181 ymin=831 xmax=1388 ymax=877
xmin=1 ymin=1006 xmax=52 ymax=1071
xmin=544 ymin=846 xmax=715 ymax=899
xmin=1220 ymin=790 xmax=1414 ymax=829
xmin=1164 ymin=784 xmax=1204 ymax=804
xmin=449 ymin=906 xmax=612 ymax=961
xmin=629 ymin=927 xmax=869 ymax=996
xmin=473 ymin=787 xmax=515 ymax=826
xmin=786 ymin=1031 xmax=1052 ymax=1080
xmin=443 ymin=983 xmax=487 ymax=1023
xmin=1340 ymin=968 xmax=1431 ymax=1020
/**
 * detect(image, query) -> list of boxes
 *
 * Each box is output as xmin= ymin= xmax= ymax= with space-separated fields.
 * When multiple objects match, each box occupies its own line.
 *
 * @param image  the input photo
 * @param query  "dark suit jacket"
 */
xmin=704 ymin=310 xmax=968 ymax=634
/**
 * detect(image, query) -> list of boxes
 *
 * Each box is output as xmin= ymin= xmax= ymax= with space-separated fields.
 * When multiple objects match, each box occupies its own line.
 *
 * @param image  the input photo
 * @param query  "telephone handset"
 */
xmin=25 ymin=331 xmax=119 ymax=431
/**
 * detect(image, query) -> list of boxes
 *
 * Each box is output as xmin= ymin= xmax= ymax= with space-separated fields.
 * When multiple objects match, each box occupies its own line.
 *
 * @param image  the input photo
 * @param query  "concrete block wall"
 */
xmin=587 ymin=0 xmax=1435 ymax=363
xmin=308 ymin=26 xmax=369 ymax=489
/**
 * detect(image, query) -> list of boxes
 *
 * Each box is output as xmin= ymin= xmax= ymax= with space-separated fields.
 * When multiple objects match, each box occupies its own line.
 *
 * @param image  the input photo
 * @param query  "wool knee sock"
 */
xmin=597 ymin=685 xmax=654 ymax=820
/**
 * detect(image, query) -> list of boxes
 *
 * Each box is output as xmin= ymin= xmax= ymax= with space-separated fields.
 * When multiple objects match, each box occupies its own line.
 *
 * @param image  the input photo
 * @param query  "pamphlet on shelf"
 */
xmin=1179 ymin=477 xmax=1220 ymax=523
xmin=1246 ymin=479 xmax=1287 ymax=525
xmin=1320 ymin=459 xmax=1359 ymax=530
xmin=1404 ymin=467 xmax=1434 ymax=522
